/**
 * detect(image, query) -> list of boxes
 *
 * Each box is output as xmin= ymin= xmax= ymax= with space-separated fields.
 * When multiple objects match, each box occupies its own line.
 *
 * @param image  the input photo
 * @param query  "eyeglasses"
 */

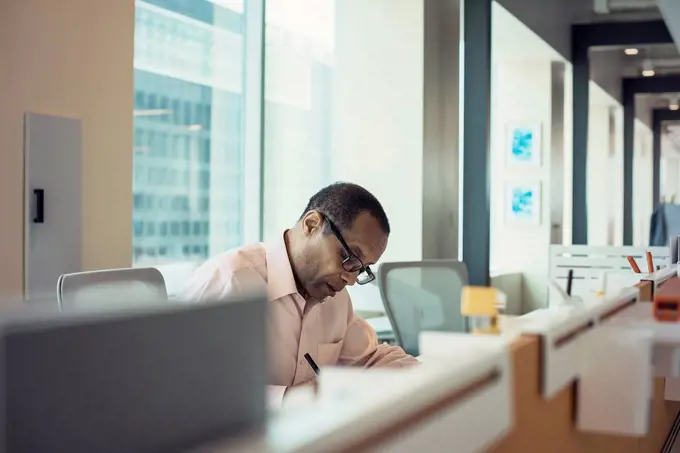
xmin=322 ymin=216 xmax=375 ymax=285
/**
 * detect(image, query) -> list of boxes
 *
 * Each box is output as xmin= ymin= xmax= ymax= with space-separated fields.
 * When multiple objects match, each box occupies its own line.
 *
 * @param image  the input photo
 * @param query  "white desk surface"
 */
xmin=606 ymin=302 xmax=680 ymax=344
xmin=188 ymin=354 xmax=505 ymax=453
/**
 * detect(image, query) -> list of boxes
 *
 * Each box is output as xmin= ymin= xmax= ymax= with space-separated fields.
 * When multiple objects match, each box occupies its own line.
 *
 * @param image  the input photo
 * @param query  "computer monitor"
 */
xmin=0 ymin=295 xmax=267 ymax=453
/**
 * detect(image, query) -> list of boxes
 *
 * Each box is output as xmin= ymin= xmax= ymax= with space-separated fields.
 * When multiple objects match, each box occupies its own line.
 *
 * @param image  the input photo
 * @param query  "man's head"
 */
xmin=286 ymin=182 xmax=390 ymax=301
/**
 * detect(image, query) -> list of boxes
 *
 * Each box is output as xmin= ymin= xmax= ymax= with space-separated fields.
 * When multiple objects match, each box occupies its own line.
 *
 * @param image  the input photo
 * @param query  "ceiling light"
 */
xmin=670 ymin=97 xmax=679 ymax=111
xmin=670 ymin=105 xmax=679 ymax=111
xmin=642 ymin=59 xmax=655 ymax=77
xmin=186 ymin=124 xmax=203 ymax=131
xmin=642 ymin=69 xmax=656 ymax=77
xmin=624 ymin=48 xmax=639 ymax=55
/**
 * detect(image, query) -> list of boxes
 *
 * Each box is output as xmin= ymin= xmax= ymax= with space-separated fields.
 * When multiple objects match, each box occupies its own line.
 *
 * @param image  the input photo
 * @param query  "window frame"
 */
xmin=241 ymin=0 xmax=266 ymax=244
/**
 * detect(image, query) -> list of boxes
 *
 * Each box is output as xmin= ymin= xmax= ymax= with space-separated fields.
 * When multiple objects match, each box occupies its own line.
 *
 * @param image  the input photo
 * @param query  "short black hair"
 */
xmin=300 ymin=182 xmax=390 ymax=234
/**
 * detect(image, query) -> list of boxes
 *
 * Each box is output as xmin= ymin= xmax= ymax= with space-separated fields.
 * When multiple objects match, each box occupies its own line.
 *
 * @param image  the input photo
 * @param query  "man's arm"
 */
xmin=338 ymin=299 xmax=418 ymax=368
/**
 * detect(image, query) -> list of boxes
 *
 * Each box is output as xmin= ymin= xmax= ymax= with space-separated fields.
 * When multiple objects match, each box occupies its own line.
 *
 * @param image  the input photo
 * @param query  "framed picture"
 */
xmin=505 ymin=122 xmax=542 ymax=167
xmin=505 ymin=182 xmax=542 ymax=225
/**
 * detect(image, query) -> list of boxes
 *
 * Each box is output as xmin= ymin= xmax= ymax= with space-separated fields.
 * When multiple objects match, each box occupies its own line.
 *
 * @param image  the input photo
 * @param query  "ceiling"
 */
xmin=591 ymin=0 xmax=680 ymax=154
xmin=618 ymin=43 xmax=680 ymax=77
xmin=659 ymin=0 xmax=680 ymax=54
xmin=588 ymin=4 xmax=680 ymax=119
xmin=587 ymin=0 xmax=680 ymax=78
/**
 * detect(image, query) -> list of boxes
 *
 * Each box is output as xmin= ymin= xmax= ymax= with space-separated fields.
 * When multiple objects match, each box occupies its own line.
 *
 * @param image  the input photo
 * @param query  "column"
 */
xmin=460 ymin=0 xmax=492 ymax=285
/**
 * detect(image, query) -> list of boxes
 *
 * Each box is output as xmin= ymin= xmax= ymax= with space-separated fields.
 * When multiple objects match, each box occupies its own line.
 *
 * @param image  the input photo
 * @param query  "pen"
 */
xmin=566 ymin=269 xmax=573 ymax=297
xmin=626 ymin=256 xmax=641 ymax=274
xmin=646 ymin=251 xmax=654 ymax=273
xmin=304 ymin=353 xmax=321 ymax=376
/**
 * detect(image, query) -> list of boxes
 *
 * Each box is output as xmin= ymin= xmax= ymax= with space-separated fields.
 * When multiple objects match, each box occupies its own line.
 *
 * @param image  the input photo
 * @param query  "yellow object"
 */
xmin=461 ymin=286 xmax=503 ymax=335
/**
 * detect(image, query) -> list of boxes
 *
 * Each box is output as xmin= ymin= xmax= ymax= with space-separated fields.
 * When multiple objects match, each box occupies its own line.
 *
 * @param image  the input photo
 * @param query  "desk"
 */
xmin=189 ymin=342 xmax=512 ymax=453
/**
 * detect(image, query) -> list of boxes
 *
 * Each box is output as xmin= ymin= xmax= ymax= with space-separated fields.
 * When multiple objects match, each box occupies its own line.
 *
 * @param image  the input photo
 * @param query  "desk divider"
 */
xmin=369 ymin=333 xmax=513 ymax=453
xmin=640 ymin=265 xmax=678 ymax=300
xmin=517 ymin=306 xmax=595 ymax=398
xmin=485 ymin=337 xmax=680 ymax=453
xmin=392 ymin=279 xmax=673 ymax=452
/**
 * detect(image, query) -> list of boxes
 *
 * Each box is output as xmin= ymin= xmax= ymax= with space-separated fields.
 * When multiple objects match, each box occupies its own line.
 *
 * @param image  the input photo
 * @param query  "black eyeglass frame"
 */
xmin=321 ymin=215 xmax=375 ymax=285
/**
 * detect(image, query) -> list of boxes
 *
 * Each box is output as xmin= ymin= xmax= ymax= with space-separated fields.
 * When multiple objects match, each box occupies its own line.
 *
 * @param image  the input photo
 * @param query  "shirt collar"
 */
xmin=264 ymin=233 xmax=299 ymax=301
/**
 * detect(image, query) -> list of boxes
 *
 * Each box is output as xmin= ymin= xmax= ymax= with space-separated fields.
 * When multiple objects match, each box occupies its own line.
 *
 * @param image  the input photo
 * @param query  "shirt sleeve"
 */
xmin=338 ymin=294 xmax=418 ymax=368
xmin=176 ymin=263 xmax=265 ymax=302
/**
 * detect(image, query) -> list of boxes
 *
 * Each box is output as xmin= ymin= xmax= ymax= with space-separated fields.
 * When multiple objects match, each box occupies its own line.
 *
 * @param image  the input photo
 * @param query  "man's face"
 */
xmin=299 ymin=211 xmax=388 ymax=301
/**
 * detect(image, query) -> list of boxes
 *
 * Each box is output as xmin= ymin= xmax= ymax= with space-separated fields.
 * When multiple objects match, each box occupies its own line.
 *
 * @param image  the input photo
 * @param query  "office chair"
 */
xmin=377 ymin=260 xmax=469 ymax=356
xmin=56 ymin=267 xmax=167 ymax=309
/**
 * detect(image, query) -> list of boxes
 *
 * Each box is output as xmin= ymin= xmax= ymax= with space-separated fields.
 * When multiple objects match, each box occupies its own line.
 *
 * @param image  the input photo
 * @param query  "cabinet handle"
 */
xmin=33 ymin=189 xmax=44 ymax=223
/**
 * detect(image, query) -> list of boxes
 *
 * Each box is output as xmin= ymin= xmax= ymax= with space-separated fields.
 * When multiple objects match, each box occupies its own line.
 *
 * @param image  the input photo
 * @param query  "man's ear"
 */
xmin=301 ymin=211 xmax=323 ymax=237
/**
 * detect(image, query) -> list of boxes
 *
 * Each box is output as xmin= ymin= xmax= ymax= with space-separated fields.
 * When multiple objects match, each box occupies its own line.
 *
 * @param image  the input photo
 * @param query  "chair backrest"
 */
xmin=377 ymin=260 xmax=469 ymax=356
xmin=153 ymin=262 xmax=199 ymax=298
xmin=57 ymin=268 xmax=168 ymax=309
xmin=548 ymin=245 xmax=669 ymax=305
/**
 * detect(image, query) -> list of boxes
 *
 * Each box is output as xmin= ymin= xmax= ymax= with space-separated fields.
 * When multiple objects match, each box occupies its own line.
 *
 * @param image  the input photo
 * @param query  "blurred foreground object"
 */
xmin=0 ymin=293 xmax=267 ymax=453
xmin=461 ymin=286 xmax=506 ymax=335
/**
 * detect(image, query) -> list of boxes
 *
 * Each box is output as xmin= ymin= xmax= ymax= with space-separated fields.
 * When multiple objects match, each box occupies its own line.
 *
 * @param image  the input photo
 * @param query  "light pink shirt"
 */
xmin=177 ymin=237 xmax=417 ymax=405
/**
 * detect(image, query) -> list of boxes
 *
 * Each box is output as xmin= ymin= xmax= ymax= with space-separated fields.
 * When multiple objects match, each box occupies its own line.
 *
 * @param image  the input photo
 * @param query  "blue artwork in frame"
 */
xmin=506 ymin=122 xmax=542 ymax=167
xmin=505 ymin=182 xmax=541 ymax=225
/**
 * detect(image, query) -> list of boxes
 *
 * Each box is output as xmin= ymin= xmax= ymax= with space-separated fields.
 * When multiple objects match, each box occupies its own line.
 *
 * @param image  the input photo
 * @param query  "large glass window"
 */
xmin=132 ymin=0 xmax=249 ymax=266
xmin=262 ymin=0 xmax=335 ymax=241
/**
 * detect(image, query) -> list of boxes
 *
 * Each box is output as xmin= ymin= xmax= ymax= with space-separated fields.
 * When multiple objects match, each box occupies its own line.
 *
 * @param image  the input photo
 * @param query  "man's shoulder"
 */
xmin=178 ymin=243 xmax=268 ymax=301
xmin=194 ymin=243 xmax=268 ymax=284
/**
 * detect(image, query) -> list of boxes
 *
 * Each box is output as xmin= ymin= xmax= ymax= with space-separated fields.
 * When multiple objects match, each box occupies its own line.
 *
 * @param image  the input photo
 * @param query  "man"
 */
xmin=178 ymin=182 xmax=417 ymax=406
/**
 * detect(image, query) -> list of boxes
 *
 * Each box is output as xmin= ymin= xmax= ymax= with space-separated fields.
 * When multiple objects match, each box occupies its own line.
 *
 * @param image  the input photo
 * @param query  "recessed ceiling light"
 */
xmin=624 ymin=48 xmax=639 ymax=55
xmin=642 ymin=69 xmax=655 ymax=77
xmin=642 ymin=59 xmax=655 ymax=77
xmin=670 ymin=97 xmax=679 ymax=110
xmin=670 ymin=105 xmax=679 ymax=111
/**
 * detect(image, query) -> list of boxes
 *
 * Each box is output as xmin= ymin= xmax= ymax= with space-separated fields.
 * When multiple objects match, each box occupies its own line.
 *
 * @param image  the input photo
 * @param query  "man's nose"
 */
xmin=342 ymin=271 xmax=358 ymax=286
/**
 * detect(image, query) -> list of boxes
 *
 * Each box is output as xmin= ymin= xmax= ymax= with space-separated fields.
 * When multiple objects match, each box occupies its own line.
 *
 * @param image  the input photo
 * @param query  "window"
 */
xmin=133 ymin=221 xmax=144 ymax=237
xmin=132 ymin=0 xmax=253 ymax=266
xmin=262 ymin=0 xmax=335 ymax=241
xmin=133 ymin=194 xmax=144 ymax=209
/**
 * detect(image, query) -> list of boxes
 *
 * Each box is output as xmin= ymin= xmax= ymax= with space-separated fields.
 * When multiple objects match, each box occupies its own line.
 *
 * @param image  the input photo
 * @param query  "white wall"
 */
xmin=0 ymin=0 xmax=134 ymax=302
xmin=633 ymin=119 xmax=654 ymax=245
xmin=331 ymin=0 xmax=424 ymax=262
xmin=490 ymin=61 xmax=553 ymax=311
xmin=587 ymin=83 xmax=623 ymax=246
xmin=490 ymin=3 xmax=571 ymax=312
xmin=661 ymin=136 xmax=680 ymax=202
